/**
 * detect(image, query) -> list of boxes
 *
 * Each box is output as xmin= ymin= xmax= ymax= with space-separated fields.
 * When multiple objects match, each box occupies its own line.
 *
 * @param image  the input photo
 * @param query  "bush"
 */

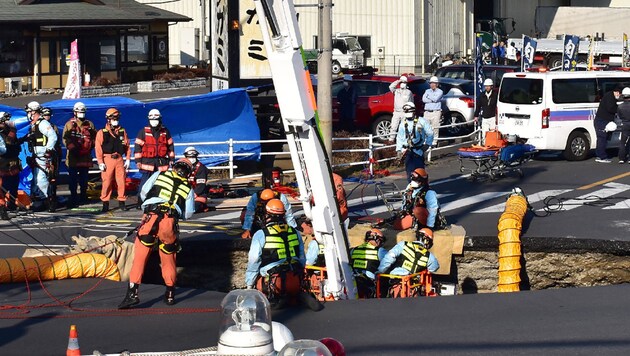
xmin=153 ymin=67 xmax=210 ymax=81
xmin=91 ymin=77 xmax=120 ymax=86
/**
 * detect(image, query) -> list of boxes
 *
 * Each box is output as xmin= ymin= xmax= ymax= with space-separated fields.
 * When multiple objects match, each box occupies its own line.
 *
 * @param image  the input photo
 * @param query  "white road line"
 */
xmin=603 ymin=199 xmax=630 ymax=210
xmin=474 ymin=189 xmax=573 ymax=213
xmin=440 ymin=191 xmax=510 ymax=213
xmin=350 ymin=193 xmax=457 ymax=216
xmin=557 ymin=182 xmax=630 ymax=211
xmin=0 ymin=243 xmax=71 ymax=248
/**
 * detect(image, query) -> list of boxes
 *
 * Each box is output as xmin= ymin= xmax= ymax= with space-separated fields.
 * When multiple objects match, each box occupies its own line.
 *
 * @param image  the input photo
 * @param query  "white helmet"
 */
xmin=148 ymin=109 xmax=162 ymax=120
xmin=400 ymin=75 xmax=408 ymax=83
xmin=25 ymin=101 xmax=41 ymax=113
xmin=402 ymin=101 xmax=416 ymax=113
xmin=605 ymin=121 xmax=618 ymax=132
xmin=622 ymin=87 xmax=630 ymax=97
xmin=429 ymin=76 xmax=439 ymax=84
xmin=184 ymin=146 xmax=199 ymax=157
xmin=483 ymin=78 xmax=494 ymax=86
xmin=73 ymin=102 xmax=86 ymax=113
xmin=272 ymin=322 xmax=294 ymax=352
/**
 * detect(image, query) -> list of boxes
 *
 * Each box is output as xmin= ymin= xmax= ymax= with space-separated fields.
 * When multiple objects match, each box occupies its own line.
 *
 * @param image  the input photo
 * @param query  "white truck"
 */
xmin=510 ymin=6 xmax=630 ymax=68
xmin=303 ymin=33 xmax=366 ymax=75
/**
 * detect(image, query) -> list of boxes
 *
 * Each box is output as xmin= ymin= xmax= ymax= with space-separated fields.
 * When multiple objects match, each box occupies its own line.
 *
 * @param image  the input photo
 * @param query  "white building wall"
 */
xmin=496 ymin=0 xmax=566 ymax=38
xmin=571 ymin=0 xmax=630 ymax=6
xmin=136 ymin=0 xmax=208 ymax=66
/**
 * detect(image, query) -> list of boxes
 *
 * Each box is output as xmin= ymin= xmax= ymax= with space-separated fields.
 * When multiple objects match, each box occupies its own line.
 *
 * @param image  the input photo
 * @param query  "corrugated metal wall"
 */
xmin=294 ymin=0 xmax=473 ymax=74
xmin=136 ymin=0 xmax=207 ymax=66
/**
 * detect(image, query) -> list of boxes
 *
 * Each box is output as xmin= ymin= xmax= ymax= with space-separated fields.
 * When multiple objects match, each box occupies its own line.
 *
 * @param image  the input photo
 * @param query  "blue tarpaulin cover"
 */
xmin=2 ymin=89 xmax=260 ymax=193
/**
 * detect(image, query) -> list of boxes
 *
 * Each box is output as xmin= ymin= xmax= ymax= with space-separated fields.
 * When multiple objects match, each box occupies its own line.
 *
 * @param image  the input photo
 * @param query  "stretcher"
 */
xmin=457 ymin=144 xmax=537 ymax=181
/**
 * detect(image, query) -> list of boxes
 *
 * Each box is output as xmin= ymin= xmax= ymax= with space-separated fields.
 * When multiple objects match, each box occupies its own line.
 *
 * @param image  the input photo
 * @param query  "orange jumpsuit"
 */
xmin=95 ymin=124 xmax=130 ymax=203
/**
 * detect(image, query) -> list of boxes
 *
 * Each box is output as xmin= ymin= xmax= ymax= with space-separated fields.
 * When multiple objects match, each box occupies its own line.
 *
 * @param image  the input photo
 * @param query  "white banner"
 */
xmin=62 ymin=39 xmax=81 ymax=99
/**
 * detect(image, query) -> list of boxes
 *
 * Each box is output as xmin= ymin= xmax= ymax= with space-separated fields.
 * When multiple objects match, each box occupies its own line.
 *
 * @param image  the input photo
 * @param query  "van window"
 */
xmin=499 ymin=77 xmax=543 ymax=104
xmin=552 ymin=78 xmax=598 ymax=104
xmin=598 ymin=78 xmax=630 ymax=96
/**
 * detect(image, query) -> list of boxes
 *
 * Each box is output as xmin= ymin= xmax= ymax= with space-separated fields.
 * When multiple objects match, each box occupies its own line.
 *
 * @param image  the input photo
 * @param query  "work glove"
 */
xmin=246 ymin=285 xmax=254 ymax=289
xmin=241 ymin=230 xmax=252 ymax=239
xmin=124 ymin=160 xmax=130 ymax=170
xmin=98 ymin=163 xmax=106 ymax=172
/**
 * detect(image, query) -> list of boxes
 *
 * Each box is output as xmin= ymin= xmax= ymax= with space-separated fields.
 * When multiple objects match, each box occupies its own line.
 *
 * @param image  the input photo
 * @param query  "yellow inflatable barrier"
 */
xmin=0 ymin=253 xmax=120 ymax=284
xmin=497 ymin=192 xmax=528 ymax=293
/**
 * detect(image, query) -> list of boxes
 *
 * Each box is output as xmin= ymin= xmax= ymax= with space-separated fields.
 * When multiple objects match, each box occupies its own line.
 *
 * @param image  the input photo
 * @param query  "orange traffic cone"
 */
xmin=66 ymin=325 xmax=80 ymax=356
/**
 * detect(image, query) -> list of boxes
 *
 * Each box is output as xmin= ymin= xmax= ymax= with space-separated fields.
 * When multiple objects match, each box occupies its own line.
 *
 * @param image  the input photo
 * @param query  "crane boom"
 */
xmin=253 ymin=0 xmax=357 ymax=300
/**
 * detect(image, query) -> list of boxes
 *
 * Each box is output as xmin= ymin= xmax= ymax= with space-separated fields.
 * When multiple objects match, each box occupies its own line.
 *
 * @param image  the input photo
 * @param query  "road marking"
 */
xmin=440 ymin=191 xmax=509 ymax=213
xmin=473 ymin=189 xmax=572 ymax=213
xmin=557 ymin=182 xmax=630 ymax=211
xmin=577 ymin=171 xmax=630 ymax=190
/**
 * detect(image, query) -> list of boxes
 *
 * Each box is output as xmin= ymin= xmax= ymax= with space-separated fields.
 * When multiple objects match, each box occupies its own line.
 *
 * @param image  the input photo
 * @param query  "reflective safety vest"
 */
xmin=29 ymin=119 xmax=47 ymax=148
xmin=392 ymin=242 xmax=429 ymax=274
xmin=141 ymin=127 xmax=169 ymax=159
xmin=147 ymin=171 xmax=192 ymax=214
xmin=101 ymin=127 xmax=127 ymax=155
xmin=261 ymin=224 xmax=300 ymax=267
xmin=351 ymin=242 xmax=380 ymax=273
xmin=0 ymin=127 xmax=21 ymax=172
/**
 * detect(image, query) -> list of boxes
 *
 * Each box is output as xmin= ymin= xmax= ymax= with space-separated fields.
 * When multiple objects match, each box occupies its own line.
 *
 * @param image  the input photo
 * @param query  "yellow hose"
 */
xmin=497 ymin=194 xmax=528 ymax=292
xmin=0 ymin=253 xmax=120 ymax=284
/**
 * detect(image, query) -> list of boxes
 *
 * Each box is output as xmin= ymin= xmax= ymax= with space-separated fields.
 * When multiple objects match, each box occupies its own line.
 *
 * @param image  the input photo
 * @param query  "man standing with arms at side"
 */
xmin=95 ymin=108 xmax=131 ymax=212
xmin=336 ymin=75 xmax=358 ymax=131
xmin=594 ymin=86 xmax=621 ymax=163
xmin=422 ymin=77 xmax=443 ymax=147
xmin=133 ymin=109 xmax=175 ymax=208
xmin=388 ymin=75 xmax=414 ymax=143
xmin=62 ymin=102 xmax=96 ymax=208
xmin=474 ymin=79 xmax=498 ymax=145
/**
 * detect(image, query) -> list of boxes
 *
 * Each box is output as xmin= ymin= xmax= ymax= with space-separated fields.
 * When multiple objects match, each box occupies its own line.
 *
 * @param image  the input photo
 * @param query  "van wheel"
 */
xmin=372 ymin=114 xmax=393 ymax=141
xmin=332 ymin=61 xmax=342 ymax=75
xmin=564 ymin=131 xmax=590 ymax=161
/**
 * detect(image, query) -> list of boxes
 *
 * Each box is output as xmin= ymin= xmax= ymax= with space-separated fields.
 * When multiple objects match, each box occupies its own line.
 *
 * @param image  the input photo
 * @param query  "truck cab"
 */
xmin=305 ymin=33 xmax=365 ymax=75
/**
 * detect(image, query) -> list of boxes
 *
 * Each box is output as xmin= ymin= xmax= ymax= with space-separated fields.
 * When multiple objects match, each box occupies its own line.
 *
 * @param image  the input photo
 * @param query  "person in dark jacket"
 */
xmin=617 ymin=88 xmax=630 ymax=163
xmin=594 ymin=86 xmax=622 ymax=162
xmin=474 ymin=78 xmax=498 ymax=145
xmin=336 ymin=75 xmax=358 ymax=131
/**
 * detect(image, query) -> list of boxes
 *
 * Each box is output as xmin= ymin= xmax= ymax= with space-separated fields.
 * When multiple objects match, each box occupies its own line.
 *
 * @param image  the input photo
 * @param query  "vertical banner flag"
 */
xmin=623 ymin=33 xmax=629 ymax=68
xmin=475 ymin=34 xmax=485 ymax=98
xmin=521 ymin=35 xmax=537 ymax=72
xmin=62 ymin=39 xmax=81 ymax=99
xmin=562 ymin=35 xmax=580 ymax=71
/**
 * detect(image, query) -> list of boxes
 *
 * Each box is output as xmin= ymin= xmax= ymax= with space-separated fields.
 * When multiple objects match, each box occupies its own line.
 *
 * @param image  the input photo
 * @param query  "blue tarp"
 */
xmin=2 ymin=89 xmax=260 ymax=192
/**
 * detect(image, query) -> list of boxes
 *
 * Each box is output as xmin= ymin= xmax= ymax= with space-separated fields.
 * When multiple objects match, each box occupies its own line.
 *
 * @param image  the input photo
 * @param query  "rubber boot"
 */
xmin=164 ymin=286 xmax=175 ymax=305
xmin=135 ymin=198 xmax=142 ymax=210
xmin=48 ymin=196 xmax=57 ymax=213
xmin=118 ymin=283 xmax=139 ymax=309
xmin=0 ymin=207 xmax=10 ymax=220
xmin=67 ymin=194 xmax=77 ymax=209
xmin=118 ymin=201 xmax=126 ymax=211
xmin=298 ymin=291 xmax=323 ymax=311
xmin=101 ymin=201 xmax=109 ymax=213
xmin=80 ymin=192 xmax=88 ymax=206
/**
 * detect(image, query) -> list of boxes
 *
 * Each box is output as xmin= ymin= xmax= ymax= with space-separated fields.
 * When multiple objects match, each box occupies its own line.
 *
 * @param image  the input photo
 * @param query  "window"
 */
xmin=499 ymin=78 xmax=543 ymax=105
xmin=100 ymin=39 xmax=116 ymax=71
xmin=598 ymin=78 xmax=630 ymax=98
xmin=552 ymin=79 xmax=598 ymax=104
xmin=121 ymin=35 xmax=148 ymax=64
xmin=0 ymin=35 xmax=32 ymax=77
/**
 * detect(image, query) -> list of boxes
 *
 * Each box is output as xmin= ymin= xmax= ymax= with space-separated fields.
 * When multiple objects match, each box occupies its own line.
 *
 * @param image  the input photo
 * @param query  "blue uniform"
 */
xmin=402 ymin=185 xmax=440 ymax=229
xmin=378 ymin=241 xmax=439 ymax=275
xmin=350 ymin=244 xmax=388 ymax=280
xmin=30 ymin=119 xmax=57 ymax=200
xmin=245 ymin=225 xmax=306 ymax=287
xmin=242 ymin=191 xmax=296 ymax=230
xmin=396 ymin=117 xmax=434 ymax=179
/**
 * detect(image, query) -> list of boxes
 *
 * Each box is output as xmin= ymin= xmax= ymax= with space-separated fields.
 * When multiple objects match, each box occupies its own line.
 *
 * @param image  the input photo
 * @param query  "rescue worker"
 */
xmin=377 ymin=227 xmax=439 ymax=276
xmin=183 ymin=146 xmax=210 ymax=212
xmin=245 ymin=199 xmax=312 ymax=309
xmin=402 ymin=168 xmax=444 ymax=230
xmin=41 ymin=107 xmax=61 ymax=212
xmin=422 ymin=76 xmax=443 ymax=146
xmin=133 ymin=109 xmax=175 ymax=208
xmin=305 ymin=236 xmax=325 ymax=267
xmin=62 ymin=102 xmax=96 ymax=208
xmin=473 ymin=78 xmax=498 ymax=145
xmin=388 ymin=75 xmax=414 ymax=142
xmin=395 ymin=102 xmax=434 ymax=180
xmin=350 ymin=228 xmax=387 ymax=298
xmin=26 ymin=101 xmax=58 ymax=211
xmin=618 ymin=87 xmax=630 ymax=163
xmin=594 ymin=85 xmax=621 ymax=163
xmin=118 ymin=158 xmax=195 ymax=309
xmin=241 ymin=168 xmax=297 ymax=239
xmin=95 ymin=108 xmax=131 ymax=212
xmin=0 ymin=112 xmax=21 ymax=220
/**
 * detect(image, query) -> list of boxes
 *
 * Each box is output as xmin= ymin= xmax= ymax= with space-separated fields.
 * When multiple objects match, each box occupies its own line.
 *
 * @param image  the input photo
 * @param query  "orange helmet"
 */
xmin=265 ymin=199 xmax=285 ymax=215
xmin=417 ymin=228 xmax=434 ymax=248
xmin=173 ymin=158 xmax=193 ymax=178
xmin=365 ymin=228 xmax=385 ymax=243
xmin=260 ymin=189 xmax=275 ymax=201
xmin=411 ymin=168 xmax=428 ymax=181
xmin=105 ymin=108 xmax=120 ymax=119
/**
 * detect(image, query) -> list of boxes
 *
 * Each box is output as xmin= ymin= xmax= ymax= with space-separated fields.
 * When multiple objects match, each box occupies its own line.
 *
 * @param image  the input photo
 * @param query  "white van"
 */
xmin=497 ymin=71 xmax=630 ymax=160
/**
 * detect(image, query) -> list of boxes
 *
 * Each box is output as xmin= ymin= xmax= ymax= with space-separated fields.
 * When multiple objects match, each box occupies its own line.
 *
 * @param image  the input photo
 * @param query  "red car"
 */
xmin=326 ymin=74 xmax=430 ymax=137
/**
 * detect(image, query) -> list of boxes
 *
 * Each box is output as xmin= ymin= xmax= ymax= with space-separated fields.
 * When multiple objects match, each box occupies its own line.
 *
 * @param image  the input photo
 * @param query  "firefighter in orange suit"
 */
xmin=133 ymin=109 xmax=175 ymax=209
xmin=118 ymin=158 xmax=195 ymax=309
xmin=95 ymin=108 xmax=131 ymax=212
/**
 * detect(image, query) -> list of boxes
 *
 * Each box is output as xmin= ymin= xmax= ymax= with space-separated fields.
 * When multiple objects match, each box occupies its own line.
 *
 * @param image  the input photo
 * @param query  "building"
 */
xmin=0 ymin=0 xmax=191 ymax=92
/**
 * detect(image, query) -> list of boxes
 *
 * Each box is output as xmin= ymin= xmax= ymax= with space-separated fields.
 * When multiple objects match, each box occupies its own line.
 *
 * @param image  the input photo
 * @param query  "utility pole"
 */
xmin=317 ymin=0 xmax=333 ymax=158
